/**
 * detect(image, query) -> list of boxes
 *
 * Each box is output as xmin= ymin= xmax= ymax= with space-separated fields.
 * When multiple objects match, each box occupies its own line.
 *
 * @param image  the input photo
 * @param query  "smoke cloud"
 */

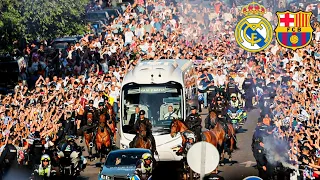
xmin=262 ymin=135 xmax=298 ymax=171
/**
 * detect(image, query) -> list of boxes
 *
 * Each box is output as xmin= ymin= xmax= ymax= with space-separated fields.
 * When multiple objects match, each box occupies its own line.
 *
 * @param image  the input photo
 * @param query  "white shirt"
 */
xmin=101 ymin=62 xmax=108 ymax=73
xmin=93 ymin=97 xmax=104 ymax=108
xmin=124 ymin=31 xmax=134 ymax=43
xmin=215 ymin=74 xmax=226 ymax=86
xmin=163 ymin=112 xmax=178 ymax=120
xmin=235 ymin=76 xmax=245 ymax=90
xmin=315 ymin=31 xmax=320 ymax=41
xmin=110 ymin=89 xmax=120 ymax=102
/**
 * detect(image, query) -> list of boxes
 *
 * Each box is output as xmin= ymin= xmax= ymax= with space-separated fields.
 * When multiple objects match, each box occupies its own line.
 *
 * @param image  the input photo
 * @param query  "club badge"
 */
xmin=275 ymin=11 xmax=313 ymax=50
xmin=235 ymin=2 xmax=273 ymax=52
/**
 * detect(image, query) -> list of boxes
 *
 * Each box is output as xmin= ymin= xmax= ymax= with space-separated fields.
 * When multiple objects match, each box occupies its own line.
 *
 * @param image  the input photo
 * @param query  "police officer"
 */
xmin=252 ymin=116 xmax=275 ymax=180
xmin=213 ymin=97 xmax=229 ymax=138
xmin=266 ymin=77 xmax=277 ymax=100
xmin=242 ymin=74 xmax=256 ymax=110
xmin=63 ymin=111 xmax=76 ymax=136
xmin=256 ymin=74 xmax=266 ymax=89
xmin=0 ymin=136 xmax=17 ymax=179
xmin=30 ymin=131 xmax=45 ymax=167
xmin=56 ymin=120 xmax=65 ymax=144
xmin=97 ymin=102 xmax=106 ymax=115
xmin=83 ymin=100 xmax=98 ymax=128
xmin=79 ymin=100 xmax=98 ymax=144
xmin=185 ymin=106 xmax=202 ymax=142
xmin=132 ymin=110 xmax=157 ymax=155
xmin=259 ymin=89 xmax=273 ymax=118
xmin=226 ymin=78 xmax=240 ymax=100
xmin=252 ymin=120 xmax=268 ymax=180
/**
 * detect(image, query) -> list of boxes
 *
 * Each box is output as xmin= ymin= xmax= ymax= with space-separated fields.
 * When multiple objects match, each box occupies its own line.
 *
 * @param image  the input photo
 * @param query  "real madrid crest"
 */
xmin=235 ymin=2 xmax=273 ymax=52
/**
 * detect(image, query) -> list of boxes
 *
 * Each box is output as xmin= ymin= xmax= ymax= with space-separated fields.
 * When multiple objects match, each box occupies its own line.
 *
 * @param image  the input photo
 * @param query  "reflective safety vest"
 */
xmin=230 ymin=100 xmax=239 ymax=108
xmin=38 ymin=165 xmax=51 ymax=177
xmin=140 ymin=162 xmax=152 ymax=174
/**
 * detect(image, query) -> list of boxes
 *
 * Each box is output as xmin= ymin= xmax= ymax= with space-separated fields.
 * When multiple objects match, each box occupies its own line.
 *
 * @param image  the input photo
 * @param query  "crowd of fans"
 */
xmin=1 ymin=0 xmax=320 ymax=179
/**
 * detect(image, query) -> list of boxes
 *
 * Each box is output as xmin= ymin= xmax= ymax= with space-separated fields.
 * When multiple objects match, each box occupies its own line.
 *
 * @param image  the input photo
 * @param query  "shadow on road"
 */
xmin=153 ymin=161 xmax=183 ymax=180
xmin=237 ymin=128 xmax=248 ymax=133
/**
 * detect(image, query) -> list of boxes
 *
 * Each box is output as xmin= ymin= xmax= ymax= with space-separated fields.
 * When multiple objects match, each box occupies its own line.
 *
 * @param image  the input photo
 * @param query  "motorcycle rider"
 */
xmin=185 ymin=106 xmax=202 ymax=142
xmin=30 ymin=131 xmax=45 ymax=167
xmin=133 ymin=153 xmax=154 ymax=180
xmin=57 ymin=136 xmax=81 ymax=175
xmin=212 ymin=97 xmax=229 ymax=138
xmin=177 ymin=133 xmax=196 ymax=156
xmin=226 ymin=78 xmax=241 ymax=101
xmin=34 ymin=154 xmax=56 ymax=178
xmin=229 ymin=93 xmax=241 ymax=109
xmin=132 ymin=110 xmax=157 ymax=155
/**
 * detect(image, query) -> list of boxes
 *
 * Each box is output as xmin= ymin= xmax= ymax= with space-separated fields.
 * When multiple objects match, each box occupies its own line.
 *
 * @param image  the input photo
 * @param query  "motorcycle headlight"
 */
xmin=100 ymin=174 xmax=112 ymax=180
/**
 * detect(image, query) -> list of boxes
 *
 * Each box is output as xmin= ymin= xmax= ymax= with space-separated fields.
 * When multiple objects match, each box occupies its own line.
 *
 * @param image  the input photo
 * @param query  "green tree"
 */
xmin=0 ymin=0 xmax=25 ymax=52
xmin=0 ymin=0 xmax=89 ymax=52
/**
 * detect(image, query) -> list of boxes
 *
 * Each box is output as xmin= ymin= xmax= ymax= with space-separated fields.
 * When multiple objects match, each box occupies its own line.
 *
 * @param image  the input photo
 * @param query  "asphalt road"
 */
xmin=78 ymin=108 xmax=260 ymax=180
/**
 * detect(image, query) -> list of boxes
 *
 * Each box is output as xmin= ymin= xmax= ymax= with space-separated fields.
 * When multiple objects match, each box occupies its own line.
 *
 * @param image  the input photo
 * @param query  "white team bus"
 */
xmin=119 ymin=59 xmax=198 ymax=161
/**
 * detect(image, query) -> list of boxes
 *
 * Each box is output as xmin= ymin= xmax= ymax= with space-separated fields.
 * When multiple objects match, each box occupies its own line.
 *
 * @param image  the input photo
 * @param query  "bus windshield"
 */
xmin=121 ymin=83 xmax=183 ymax=135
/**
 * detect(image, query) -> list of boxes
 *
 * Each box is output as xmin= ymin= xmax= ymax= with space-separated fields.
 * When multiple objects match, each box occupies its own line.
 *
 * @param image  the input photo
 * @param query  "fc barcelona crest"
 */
xmin=275 ymin=11 xmax=313 ymax=50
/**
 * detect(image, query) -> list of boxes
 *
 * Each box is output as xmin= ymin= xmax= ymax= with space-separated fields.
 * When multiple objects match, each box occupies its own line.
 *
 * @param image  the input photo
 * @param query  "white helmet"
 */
xmin=186 ymin=133 xmax=195 ymax=141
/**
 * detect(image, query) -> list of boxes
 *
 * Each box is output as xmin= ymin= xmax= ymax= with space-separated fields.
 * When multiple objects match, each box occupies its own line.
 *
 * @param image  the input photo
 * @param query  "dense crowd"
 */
xmin=1 ymin=0 xmax=320 ymax=179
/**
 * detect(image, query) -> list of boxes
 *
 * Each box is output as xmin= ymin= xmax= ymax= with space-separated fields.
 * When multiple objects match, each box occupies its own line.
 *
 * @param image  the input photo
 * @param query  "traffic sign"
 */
xmin=187 ymin=142 xmax=220 ymax=179
xmin=243 ymin=176 xmax=263 ymax=180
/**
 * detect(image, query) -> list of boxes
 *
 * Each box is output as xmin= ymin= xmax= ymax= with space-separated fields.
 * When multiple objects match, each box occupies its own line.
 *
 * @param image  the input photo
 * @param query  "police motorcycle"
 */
xmin=30 ymin=154 xmax=57 ymax=180
xmin=227 ymin=94 xmax=247 ymax=132
xmin=56 ymin=136 xmax=86 ymax=179
xmin=174 ymin=133 xmax=198 ymax=180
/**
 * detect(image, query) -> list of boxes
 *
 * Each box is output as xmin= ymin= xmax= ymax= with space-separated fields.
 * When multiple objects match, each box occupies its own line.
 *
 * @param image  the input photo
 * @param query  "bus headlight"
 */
xmin=121 ymin=144 xmax=129 ymax=149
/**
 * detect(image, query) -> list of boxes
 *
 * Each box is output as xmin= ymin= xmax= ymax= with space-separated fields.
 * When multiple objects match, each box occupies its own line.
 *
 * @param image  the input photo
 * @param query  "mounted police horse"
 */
xmin=77 ymin=112 xmax=95 ymax=160
xmin=130 ymin=122 xmax=153 ymax=152
xmin=95 ymin=114 xmax=112 ymax=162
xmin=205 ymin=111 xmax=237 ymax=164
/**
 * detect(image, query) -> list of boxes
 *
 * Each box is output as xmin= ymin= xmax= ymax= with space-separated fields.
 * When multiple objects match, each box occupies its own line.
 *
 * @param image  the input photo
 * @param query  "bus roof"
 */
xmin=122 ymin=59 xmax=193 ymax=85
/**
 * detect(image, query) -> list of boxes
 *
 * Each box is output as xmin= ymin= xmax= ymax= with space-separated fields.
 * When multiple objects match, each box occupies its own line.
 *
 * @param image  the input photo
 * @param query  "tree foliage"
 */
xmin=0 ymin=0 xmax=89 ymax=51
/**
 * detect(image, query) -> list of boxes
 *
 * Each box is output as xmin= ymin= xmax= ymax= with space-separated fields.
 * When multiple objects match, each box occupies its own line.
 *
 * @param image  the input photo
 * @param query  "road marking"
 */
xmin=240 ymin=161 xmax=256 ymax=167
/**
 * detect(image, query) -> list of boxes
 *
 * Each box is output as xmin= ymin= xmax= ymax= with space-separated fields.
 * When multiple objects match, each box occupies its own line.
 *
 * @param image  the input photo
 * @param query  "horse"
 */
xmin=131 ymin=123 xmax=153 ymax=152
xmin=207 ymin=111 xmax=237 ymax=164
xmin=95 ymin=114 xmax=112 ymax=162
xmin=170 ymin=119 xmax=219 ymax=177
xmin=106 ymin=103 xmax=117 ymax=143
xmin=84 ymin=112 xmax=94 ymax=160
xmin=170 ymin=119 xmax=218 ymax=147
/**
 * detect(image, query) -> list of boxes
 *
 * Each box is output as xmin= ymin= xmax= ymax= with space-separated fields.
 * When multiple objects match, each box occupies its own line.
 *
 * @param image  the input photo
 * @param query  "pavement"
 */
xmin=78 ymin=108 xmax=261 ymax=180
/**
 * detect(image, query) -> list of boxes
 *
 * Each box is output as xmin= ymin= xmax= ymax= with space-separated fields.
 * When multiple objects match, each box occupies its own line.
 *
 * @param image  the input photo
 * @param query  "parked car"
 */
xmin=104 ymin=8 xmax=121 ymax=19
xmin=86 ymin=10 xmax=109 ymax=24
xmin=97 ymin=148 xmax=153 ymax=180
xmin=0 ymin=55 xmax=20 ymax=94
xmin=86 ymin=8 xmax=120 ymax=24
xmin=50 ymin=37 xmax=78 ymax=50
